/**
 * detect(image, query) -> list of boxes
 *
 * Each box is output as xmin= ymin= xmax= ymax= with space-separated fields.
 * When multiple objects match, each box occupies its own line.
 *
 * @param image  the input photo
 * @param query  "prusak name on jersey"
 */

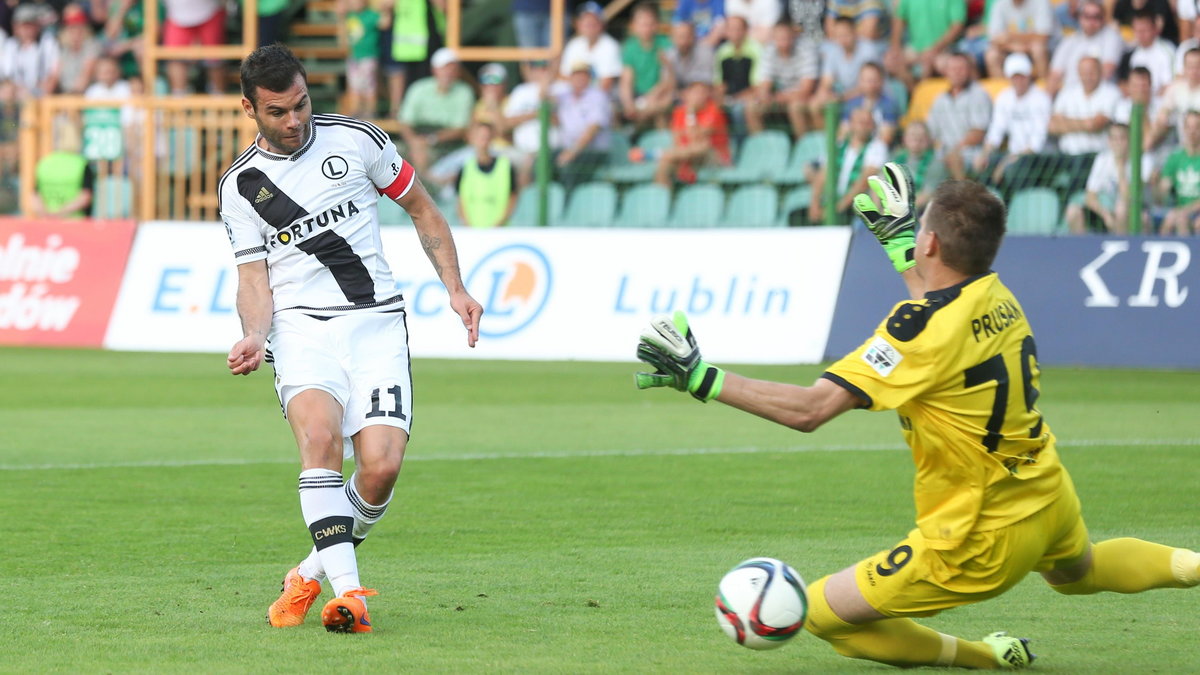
xmin=266 ymin=198 xmax=362 ymax=249
xmin=970 ymin=299 xmax=1024 ymax=343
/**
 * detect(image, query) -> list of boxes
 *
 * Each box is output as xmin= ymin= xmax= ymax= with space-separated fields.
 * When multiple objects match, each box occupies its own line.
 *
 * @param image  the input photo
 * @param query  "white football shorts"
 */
xmin=267 ymin=307 xmax=413 ymax=455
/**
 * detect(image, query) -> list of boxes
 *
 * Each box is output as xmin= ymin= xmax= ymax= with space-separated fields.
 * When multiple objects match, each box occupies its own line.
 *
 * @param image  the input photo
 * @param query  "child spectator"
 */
xmin=654 ymin=80 xmax=731 ymax=184
xmin=341 ymin=0 xmax=382 ymax=118
xmin=456 ymin=121 xmax=517 ymax=228
xmin=1066 ymin=123 xmax=1152 ymax=233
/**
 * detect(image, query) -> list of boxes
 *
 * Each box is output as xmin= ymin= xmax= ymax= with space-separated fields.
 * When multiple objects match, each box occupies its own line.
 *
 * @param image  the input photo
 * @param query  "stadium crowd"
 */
xmin=3 ymin=0 xmax=1200 ymax=233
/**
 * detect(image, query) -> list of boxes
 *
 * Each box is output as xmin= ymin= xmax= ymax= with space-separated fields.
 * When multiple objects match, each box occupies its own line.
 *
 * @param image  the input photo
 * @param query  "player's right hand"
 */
xmin=227 ymin=335 xmax=264 ymax=375
xmin=853 ymin=162 xmax=917 ymax=274
xmin=635 ymin=311 xmax=725 ymax=403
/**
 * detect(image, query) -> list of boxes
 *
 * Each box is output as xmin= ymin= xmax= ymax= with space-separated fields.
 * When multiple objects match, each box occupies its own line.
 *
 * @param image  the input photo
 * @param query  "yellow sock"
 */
xmin=1052 ymin=538 xmax=1199 ymax=595
xmin=804 ymin=576 xmax=1000 ymax=669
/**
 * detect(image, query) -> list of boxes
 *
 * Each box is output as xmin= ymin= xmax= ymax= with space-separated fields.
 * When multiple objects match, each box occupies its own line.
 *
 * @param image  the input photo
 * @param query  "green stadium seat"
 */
xmin=91 ymin=175 xmax=133 ymax=219
xmin=615 ymin=183 xmax=671 ymax=227
xmin=601 ymin=129 xmax=674 ymax=183
xmin=509 ymin=182 xmax=565 ymax=226
xmin=722 ymin=185 xmax=780 ymax=227
xmin=376 ymin=194 xmax=412 ymax=226
xmin=700 ymin=130 xmax=790 ymax=184
xmin=778 ymin=186 xmax=813 ymax=226
xmin=778 ymin=131 xmax=825 ymax=186
xmin=668 ymin=184 xmax=724 ymax=227
xmin=559 ymin=181 xmax=617 ymax=227
xmin=1007 ymin=188 xmax=1061 ymax=235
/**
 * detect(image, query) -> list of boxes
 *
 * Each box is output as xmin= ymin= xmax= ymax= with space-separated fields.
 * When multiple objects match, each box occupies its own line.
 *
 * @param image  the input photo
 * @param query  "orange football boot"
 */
xmin=321 ymin=587 xmax=378 ymax=633
xmin=267 ymin=567 xmax=322 ymax=627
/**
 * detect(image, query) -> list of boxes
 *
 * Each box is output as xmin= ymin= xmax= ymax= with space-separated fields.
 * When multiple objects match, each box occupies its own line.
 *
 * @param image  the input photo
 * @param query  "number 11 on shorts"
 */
xmin=366 ymin=385 xmax=406 ymax=420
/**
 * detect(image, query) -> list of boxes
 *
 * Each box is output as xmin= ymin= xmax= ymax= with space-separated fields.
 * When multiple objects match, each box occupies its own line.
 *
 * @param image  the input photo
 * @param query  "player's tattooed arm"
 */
xmin=419 ymin=232 xmax=444 ymax=279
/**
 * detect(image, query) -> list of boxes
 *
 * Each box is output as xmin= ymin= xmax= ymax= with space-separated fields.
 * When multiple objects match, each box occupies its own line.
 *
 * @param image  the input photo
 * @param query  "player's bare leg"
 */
xmin=804 ymin=567 xmax=1031 ymax=669
xmin=269 ymin=390 xmax=366 ymax=627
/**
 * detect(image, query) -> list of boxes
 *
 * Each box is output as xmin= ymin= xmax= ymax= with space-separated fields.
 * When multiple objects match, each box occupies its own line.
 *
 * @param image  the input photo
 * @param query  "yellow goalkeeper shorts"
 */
xmin=854 ymin=472 xmax=1090 ymax=617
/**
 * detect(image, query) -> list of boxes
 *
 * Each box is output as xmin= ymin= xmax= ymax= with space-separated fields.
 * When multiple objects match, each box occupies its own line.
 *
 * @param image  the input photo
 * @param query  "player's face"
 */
xmin=247 ymin=73 xmax=311 ymax=155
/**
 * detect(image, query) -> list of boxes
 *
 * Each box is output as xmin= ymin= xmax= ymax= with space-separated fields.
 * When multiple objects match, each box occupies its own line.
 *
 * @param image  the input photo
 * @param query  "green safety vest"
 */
xmin=460 ymin=154 xmax=511 ymax=229
xmin=392 ymin=0 xmax=429 ymax=62
xmin=36 ymin=152 xmax=89 ymax=218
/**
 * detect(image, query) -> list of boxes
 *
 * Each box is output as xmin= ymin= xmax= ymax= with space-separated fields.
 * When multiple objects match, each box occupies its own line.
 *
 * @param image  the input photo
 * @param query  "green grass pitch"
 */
xmin=1 ymin=348 xmax=1197 ymax=672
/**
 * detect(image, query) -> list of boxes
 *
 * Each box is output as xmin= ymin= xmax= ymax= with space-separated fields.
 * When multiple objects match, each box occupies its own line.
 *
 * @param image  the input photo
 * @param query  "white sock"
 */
xmin=297 ymin=468 xmax=360 ymax=597
xmin=297 ymin=473 xmax=393 ymax=582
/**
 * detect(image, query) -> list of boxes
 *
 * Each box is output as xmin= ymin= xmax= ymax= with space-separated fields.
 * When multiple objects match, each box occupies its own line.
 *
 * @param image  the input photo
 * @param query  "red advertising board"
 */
xmin=0 ymin=217 xmax=137 ymax=347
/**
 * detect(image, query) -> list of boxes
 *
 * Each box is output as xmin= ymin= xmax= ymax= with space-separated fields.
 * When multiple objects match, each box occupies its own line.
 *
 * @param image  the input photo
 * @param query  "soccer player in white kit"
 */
xmin=219 ymin=44 xmax=483 ymax=633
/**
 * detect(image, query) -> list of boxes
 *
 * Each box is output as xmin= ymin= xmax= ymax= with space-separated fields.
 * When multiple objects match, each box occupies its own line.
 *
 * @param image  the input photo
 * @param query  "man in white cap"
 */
xmin=397 ymin=47 xmax=475 ymax=174
xmin=975 ymin=52 xmax=1052 ymax=185
xmin=559 ymin=1 xmax=623 ymax=93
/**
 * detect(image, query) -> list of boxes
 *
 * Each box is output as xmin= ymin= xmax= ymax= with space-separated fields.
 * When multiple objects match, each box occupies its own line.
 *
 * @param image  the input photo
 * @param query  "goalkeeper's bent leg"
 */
xmin=804 ymin=576 xmax=1000 ymax=669
xmin=1048 ymin=539 xmax=1200 ymax=595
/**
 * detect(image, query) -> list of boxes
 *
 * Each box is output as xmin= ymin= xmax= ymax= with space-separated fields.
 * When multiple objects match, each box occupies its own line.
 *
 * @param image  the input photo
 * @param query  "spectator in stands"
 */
xmin=31 ymin=124 xmax=94 ymax=219
xmin=456 ymin=121 xmax=517 ymax=229
xmin=887 ymin=0 xmax=965 ymax=87
xmin=379 ymin=0 xmax=443 ymax=120
xmin=342 ymin=0 xmax=383 ymax=119
xmin=1112 ymin=0 xmax=1178 ymax=45
xmin=1050 ymin=56 xmax=1119 ymax=191
xmin=0 ymin=5 xmax=59 ymax=99
xmin=512 ymin=0 xmax=553 ymax=48
xmin=53 ymin=4 xmax=101 ymax=95
xmin=1048 ymin=0 xmax=1122 ymax=95
xmin=257 ymin=0 xmax=289 ymax=47
xmin=472 ymin=62 xmax=510 ymax=129
xmin=976 ymin=53 xmax=1052 ymax=184
xmin=560 ymin=2 xmax=623 ymax=94
xmin=664 ymin=21 xmax=716 ymax=91
xmin=715 ymin=15 xmax=766 ymax=135
xmin=620 ymin=3 xmax=675 ymax=129
xmin=1113 ymin=67 xmax=1161 ymax=152
xmin=927 ymin=52 xmax=992 ymax=179
xmin=83 ymin=55 xmax=131 ymax=99
xmin=397 ymin=47 xmax=475 ymax=175
xmin=1175 ymin=15 xmax=1200 ymax=74
xmin=1179 ymin=0 xmax=1200 ymax=44
xmin=726 ymin=0 xmax=783 ymax=43
xmin=98 ymin=0 xmax=145 ymax=81
xmin=984 ymin=0 xmax=1053 ymax=79
xmin=674 ymin=0 xmax=727 ymax=47
xmin=554 ymin=61 xmax=612 ymax=187
xmin=808 ymin=107 xmax=887 ymax=223
xmin=161 ymin=0 xmax=227 ymax=95
xmin=749 ymin=21 xmax=820 ymax=138
xmin=1120 ymin=9 xmax=1175 ymax=96
xmin=786 ymin=0 xmax=825 ymax=40
xmin=504 ymin=60 xmax=567 ymax=169
xmin=1152 ymin=48 xmax=1200 ymax=147
xmin=0 ymin=79 xmax=18 ymax=181
xmin=655 ymin=79 xmax=731 ymax=184
xmin=811 ymin=18 xmax=883 ymax=124
xmin=840 ymin=62 xmax=901 ymax=145
xmin=1066 ymin=123 xmax=1152 ymax=233
xmin=824 ymin=0 xmax=888 ymax=40
xmin=891 ymin=120 xmax=946 ymax=212
xmin=1156 ymin=110 xmax=1200 ymax=234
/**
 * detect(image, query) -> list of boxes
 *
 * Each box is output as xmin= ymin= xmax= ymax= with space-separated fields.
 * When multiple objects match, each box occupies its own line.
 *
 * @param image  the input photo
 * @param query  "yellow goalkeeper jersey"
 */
xmin=824 ymin=272 xmax=1065 ymax=550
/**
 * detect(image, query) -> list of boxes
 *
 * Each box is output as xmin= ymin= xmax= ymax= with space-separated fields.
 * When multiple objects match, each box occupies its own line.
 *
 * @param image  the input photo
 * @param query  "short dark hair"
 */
xmin=1131 ymin=7 xmax=1157 ymax=23
xmin=631 ymin=2 xmax=658 ymax=19
xmin=240 ymin=43 xmax=307 ymax=108
xmin=926 ymin=181 xmax=1006 ymax=275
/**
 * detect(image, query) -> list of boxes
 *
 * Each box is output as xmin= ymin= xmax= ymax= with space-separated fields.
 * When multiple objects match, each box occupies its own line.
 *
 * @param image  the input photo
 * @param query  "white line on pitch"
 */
xmin=0 ymin=438 xmax=1195 ymax=471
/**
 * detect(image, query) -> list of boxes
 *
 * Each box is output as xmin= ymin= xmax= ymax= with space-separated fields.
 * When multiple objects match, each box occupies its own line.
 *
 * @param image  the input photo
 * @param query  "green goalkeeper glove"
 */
xmin=634 ymin=311 xmax=725 ymax=403
xmin=852 ymin=162 xmax=917 ymax=274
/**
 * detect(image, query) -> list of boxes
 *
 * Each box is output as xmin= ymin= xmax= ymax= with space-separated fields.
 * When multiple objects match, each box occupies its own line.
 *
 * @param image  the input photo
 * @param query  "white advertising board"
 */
xmin=106 ymin=223 xmax=851 ymax=364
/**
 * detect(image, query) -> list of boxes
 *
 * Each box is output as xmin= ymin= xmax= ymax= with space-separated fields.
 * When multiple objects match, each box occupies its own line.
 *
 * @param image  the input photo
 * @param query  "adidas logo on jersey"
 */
xmin=254 ymin=187 xmax=274 ymax=204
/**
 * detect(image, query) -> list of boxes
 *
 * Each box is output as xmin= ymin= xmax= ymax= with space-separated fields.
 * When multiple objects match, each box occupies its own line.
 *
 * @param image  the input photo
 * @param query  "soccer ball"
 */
xmin=714 ymin=557 xmax=808 ymax=650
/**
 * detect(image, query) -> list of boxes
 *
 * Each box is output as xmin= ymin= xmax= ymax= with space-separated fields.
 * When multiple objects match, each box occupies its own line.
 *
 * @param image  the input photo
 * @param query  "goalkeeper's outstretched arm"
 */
xmin=714 ymin=375 xmax=863 ymax=433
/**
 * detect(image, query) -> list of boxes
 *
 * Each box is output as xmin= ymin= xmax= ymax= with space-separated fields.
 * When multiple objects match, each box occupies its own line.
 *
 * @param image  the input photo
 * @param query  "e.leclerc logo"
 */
xmin=465 ymin=243 xmax=552 ymax=338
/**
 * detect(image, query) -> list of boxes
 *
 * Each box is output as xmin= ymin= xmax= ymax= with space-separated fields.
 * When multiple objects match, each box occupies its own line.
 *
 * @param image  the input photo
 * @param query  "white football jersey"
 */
xmin=219 ymin=113 xmax=415 ymax=314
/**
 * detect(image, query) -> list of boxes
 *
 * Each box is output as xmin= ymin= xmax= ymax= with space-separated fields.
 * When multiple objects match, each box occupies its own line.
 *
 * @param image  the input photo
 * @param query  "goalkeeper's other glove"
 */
xmin=634 ymin=311 xmax=725 ymax=403
xmin=852 ymin=162 xmax=917 ymax=274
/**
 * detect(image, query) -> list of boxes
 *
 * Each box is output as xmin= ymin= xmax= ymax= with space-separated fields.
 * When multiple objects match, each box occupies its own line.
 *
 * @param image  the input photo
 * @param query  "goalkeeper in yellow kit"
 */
xmin=635 ymin=165 xmax=1200 ymax=669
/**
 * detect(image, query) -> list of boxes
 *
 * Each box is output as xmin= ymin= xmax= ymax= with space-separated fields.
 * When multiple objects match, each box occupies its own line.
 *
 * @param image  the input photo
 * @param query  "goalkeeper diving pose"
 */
xmin=635 ymin=164 xmax=1200 ymax=669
